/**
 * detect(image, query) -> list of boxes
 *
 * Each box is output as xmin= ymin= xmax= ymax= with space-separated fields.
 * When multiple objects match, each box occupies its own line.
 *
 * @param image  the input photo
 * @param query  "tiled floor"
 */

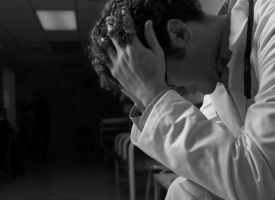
xmin=0 ymin=149 xmax=155 ymax=200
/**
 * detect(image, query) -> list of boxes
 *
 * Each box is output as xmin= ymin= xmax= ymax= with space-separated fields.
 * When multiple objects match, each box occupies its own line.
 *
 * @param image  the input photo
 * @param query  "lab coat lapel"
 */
xmin=209 ymin=83 xmax=243 ymax=136
xmin=228 ymin=0 xmax=250 ymax=121
xmin=206 ymin=0 xmax=244 ymax=136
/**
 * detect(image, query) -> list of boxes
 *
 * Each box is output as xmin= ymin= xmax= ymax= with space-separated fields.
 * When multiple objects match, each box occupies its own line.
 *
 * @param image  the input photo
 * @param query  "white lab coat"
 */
xmin=130 ymin=0 xmax=275 ymax=199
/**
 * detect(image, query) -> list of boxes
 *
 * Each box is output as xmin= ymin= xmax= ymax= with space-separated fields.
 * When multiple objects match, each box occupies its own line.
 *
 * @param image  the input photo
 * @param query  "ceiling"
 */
xmin=0 ymin=0 xmax=224 ymax=85
xmin=0 ymin=0 xmax=104 ymax=84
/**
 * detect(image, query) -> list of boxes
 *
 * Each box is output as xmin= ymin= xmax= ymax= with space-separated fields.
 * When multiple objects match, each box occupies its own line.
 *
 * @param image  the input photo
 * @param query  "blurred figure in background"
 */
xmin=23 ymin=91 xmax=51 ymax=160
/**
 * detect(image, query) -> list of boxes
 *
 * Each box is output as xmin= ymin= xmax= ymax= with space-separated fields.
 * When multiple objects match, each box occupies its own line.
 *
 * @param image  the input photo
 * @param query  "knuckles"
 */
xmin=109 ymin=43 xmax=165 ymax=85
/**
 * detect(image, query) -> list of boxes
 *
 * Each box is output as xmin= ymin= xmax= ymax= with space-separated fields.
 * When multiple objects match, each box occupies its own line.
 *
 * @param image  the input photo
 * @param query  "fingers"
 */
xmin=121 ymin=7 xmax=143 ymax=49
xmin=105 ymin=16 xmax=120 ymax=54
xmin=144 ymin=20 xmax=163 ymax=56
xmin=106 ymin=62 xmax=113 ymax=70
xmin=106 ymin=62 xmax=119 ymax=79
xmin=104 ymin=7 xmax=142 ymax=64
xmin=121 ymin=7 xmax=135 ymax=35
xmin=105 ymin=16 xmax=119 ymax=66
xmin=101 ymin=37 xmax=116 ymax=61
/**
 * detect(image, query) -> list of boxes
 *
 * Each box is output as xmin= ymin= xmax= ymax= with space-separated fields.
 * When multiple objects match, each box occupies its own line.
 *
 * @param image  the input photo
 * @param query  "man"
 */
xmin=89 ymin=0 xmax=275 ymax=199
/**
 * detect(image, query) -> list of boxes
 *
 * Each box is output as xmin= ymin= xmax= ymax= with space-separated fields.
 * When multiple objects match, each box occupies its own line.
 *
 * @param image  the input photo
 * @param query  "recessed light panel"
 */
xmin=36 ymin=11 xmax=77 ymax=31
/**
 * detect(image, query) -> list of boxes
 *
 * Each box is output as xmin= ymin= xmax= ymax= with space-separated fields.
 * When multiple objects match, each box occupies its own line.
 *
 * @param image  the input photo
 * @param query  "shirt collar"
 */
xmin=217 ymin=0 xmax=237 ymax=81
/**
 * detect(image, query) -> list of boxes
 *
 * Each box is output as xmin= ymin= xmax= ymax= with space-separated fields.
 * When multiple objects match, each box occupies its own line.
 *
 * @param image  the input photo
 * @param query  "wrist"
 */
xmin=141 ymin=86 xmax=169 ymax=107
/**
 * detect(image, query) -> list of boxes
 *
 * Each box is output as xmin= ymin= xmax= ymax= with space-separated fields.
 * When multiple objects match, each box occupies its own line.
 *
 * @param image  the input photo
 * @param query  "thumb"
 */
xmin=144 ymin=20 xmax=162 ymax=56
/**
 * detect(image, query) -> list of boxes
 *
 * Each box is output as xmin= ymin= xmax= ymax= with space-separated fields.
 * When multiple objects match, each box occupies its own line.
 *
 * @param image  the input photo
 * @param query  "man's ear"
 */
xmin=166 ymin=19 xmax=192 ymax=46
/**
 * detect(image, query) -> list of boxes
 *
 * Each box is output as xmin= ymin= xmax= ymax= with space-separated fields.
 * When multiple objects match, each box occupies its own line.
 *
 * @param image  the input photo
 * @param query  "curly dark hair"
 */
xmin=88 ymin=0 xmax=205 ymax=94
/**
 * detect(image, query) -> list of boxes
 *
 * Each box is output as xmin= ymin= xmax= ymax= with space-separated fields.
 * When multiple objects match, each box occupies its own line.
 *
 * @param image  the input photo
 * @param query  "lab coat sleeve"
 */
xmin=131 ymin=89 xmax=275 ymax=200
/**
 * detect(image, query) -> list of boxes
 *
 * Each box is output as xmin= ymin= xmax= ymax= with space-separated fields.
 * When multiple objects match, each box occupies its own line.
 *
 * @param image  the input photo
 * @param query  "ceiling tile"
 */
xmin=0 ymin=31 xmax=13 ymax=42
xmin=1 ymin=58 xmax=29 ymax=78
xmin=78 ymin=11 xmax=98 ymax=41
xmin=78 ymin=11 xmax=98 ymax=29
xmin=0 ymin=32 xmax=30 ymax=62
xmin=55 ymin=53 xmax=82 ymax=62
xmin=1 ymin=42 xmax=21 ymax=56
xmin=59 ymin=61 xmax=82 ymax=69
xmin=77 ymin=0 xmax=104 ymax=11
xmin=0 ymin=11 xmax=42 ymax=31
xmin=28 ymin=43 xmax=51 ymax=52
xmin=50 ymin=41 xmax=81 ymax=53
xmin=46 ymin=31 xmax=79 ymax=42
xmin=1 ymin=47 xmax=34 ymax=70
xmin=30 ymin=0 xmax=75 ymax=10
xmin=10 ymin=30 xmax=47 ymax=42
xmin=29 ymin=54 xmax=56 ymax=62
xmin=40 ymin=61 xmax=60 ymax=69
xmin=1 ymin=42 xmax=29 ymax=62
xmin=20 ymin=42 xmax=58 ymax=68
xmin=0 ymin=0 xmax=31 ymax=10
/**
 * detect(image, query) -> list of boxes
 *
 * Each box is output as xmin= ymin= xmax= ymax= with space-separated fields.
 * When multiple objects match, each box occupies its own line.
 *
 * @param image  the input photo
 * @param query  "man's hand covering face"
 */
xmin=104 ymin=7 xmax=168 ymax=107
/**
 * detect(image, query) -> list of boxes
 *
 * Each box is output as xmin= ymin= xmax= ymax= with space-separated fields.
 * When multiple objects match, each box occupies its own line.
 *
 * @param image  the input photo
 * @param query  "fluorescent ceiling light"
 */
xmin=36 ymin=11 xmax=77 ymax=31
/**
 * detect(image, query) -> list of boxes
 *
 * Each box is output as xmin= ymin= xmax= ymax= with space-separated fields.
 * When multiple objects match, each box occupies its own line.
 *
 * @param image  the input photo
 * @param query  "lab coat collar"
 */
xmin=209 ymin=0 xmax=247 ymax=135
xmin=218 ymin=8 xmax=232 ymax=64
xmin=227 ymin=0 xmax=251 ymax=121
xmin=229 ymin=0 xmax=249 ymax=52
xmin=217 ymin=0 xmax=237 ymax=66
